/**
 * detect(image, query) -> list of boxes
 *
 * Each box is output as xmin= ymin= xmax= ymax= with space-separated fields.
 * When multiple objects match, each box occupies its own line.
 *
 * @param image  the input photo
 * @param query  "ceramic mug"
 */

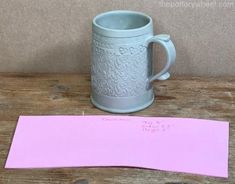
xmin=91 ymin=10 xmax=176 ymax=113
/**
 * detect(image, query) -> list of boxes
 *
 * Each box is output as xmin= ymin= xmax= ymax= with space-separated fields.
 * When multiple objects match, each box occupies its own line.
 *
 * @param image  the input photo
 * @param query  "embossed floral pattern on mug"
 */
xmin=91 ymin=33 xmax=150 ymax=97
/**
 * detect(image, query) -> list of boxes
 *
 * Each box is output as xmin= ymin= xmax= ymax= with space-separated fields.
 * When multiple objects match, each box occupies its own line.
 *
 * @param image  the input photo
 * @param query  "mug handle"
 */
xmin=145 ymin=34 xmax=176 ymax=83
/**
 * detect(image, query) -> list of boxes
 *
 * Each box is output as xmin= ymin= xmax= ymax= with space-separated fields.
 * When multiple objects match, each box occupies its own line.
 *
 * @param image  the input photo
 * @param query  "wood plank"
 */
xmin=0 ymin=74 xmax=234 ymax=183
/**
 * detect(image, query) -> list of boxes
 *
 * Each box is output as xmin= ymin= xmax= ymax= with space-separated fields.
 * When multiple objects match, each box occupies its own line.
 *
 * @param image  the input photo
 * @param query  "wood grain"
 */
xmin=0 ymin=74 xmax=234 ymax=184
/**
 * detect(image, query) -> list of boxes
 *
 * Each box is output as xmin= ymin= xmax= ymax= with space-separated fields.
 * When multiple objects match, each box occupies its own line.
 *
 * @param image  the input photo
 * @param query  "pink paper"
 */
xmin=5 ymin=116 xmax=229 ymax=177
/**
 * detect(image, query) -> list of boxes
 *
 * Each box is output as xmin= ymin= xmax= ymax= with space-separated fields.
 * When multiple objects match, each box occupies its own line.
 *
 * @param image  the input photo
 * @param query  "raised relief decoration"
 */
xmin=91 ymin=33 xmax=149 ymax=97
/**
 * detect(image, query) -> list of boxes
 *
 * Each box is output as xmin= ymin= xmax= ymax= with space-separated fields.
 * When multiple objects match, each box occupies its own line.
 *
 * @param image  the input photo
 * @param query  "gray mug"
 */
xmin=91 ymin=10 xmax=176 ymax=113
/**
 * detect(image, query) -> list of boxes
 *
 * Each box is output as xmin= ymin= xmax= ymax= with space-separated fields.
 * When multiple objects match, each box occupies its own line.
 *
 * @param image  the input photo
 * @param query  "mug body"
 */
xmin=91 ymin=10 xmax=154 ymax=113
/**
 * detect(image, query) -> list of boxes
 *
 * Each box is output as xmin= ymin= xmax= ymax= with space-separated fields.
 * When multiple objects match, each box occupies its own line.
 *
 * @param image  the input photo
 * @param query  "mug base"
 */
xmin=90 ymin=91 xmax=154 ymax=113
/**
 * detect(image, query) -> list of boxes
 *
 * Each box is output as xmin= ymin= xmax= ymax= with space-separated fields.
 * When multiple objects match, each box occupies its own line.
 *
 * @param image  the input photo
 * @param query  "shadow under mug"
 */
xmin=91 ymin=10 xmax=176 ymax=113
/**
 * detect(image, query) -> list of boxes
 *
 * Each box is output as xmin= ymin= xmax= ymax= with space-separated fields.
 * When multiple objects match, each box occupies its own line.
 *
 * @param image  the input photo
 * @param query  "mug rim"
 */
xmin=92 ymin=10 xmax=153 ymax=38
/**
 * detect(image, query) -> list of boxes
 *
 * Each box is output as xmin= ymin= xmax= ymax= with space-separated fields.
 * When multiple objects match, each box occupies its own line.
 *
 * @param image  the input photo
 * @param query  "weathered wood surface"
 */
xmin=0 ymin=74 xmax=234 ymax=184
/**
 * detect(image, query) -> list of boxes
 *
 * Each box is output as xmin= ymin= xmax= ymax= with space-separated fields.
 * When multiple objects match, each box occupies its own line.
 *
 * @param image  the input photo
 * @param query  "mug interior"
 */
xmin=94 ymin=11 xmax=150 ymax=30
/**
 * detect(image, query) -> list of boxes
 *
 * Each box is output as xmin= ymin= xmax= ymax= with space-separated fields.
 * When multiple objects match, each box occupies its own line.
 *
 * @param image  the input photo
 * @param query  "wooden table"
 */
xmin=0 ymin=74 xmax=234 ymax=184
